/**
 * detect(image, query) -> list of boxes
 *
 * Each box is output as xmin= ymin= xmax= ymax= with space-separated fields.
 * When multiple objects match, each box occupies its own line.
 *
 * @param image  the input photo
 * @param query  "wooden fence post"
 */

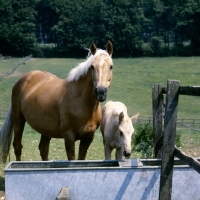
xmin=152 ymin=84 xmax=164 ymax=158
xmin=159 ymin=80 xmax=180 ymax=200
xmin=57 ymin=187 xmax=69 ymax=200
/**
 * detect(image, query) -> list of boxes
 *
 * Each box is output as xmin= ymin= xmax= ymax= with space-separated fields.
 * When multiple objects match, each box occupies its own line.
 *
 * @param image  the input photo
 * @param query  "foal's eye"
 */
xmin=109 ymin=65 xmax=113 ymax=70
xmin=91 ymin=65 xmax=94 ymax=70
xmin=119 ymin=131 xmax=123 ymax=136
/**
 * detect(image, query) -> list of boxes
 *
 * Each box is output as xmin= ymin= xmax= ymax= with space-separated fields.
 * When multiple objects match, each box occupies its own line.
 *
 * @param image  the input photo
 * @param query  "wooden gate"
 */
xmin=152 ymin=80 xmax=200 ymax=200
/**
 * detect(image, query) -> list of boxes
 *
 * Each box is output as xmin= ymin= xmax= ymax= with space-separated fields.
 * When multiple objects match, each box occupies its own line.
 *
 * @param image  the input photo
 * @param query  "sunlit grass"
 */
xmin=0 ymin=58 xmax=22 ymax=74
xmin=1 ymin=57 xmax=200 ymax=118
xmin=1 ymin=56 xmax=200 ymax=192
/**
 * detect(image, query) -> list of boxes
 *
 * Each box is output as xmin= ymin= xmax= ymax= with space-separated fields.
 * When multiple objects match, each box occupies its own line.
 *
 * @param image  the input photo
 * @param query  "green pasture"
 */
xmin=0 ymin=56 xmax=200 ymax=192
xmin=1 ymin=56 xmax=200 ymax=118
xmin=0 ymin=57 xmax=22 ymax=74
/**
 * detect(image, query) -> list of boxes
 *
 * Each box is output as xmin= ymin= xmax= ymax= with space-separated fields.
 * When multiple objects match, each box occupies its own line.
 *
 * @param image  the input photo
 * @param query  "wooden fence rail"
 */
xmin=152 ymin=80 xmax=200 ymax=200
xmin=174 ymin=147 xmax=200 ymax=174
xmin=0 ymin=54 xmax=32 ymax=81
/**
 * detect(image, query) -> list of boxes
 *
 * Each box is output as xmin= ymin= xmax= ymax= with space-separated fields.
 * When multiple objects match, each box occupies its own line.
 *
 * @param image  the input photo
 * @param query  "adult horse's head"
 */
xmin=90 ymin=41 xmax=113 ymax=102
xmin=67 ymin=41 xmax=113 ymax=102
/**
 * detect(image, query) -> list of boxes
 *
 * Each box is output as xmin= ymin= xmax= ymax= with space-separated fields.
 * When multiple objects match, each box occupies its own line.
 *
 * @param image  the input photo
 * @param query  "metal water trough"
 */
xmin=4 ymin=159 xmax=200 ymax=200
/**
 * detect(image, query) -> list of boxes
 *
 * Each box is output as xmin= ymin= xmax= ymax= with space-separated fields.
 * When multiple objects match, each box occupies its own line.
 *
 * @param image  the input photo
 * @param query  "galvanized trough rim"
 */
xmin=4 ymin=159 xmax=192 ymax=172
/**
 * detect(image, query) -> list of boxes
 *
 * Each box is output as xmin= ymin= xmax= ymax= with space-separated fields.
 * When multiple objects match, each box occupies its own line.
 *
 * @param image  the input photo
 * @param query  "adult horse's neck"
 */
xmin=66 ymin=68 xmax=99 ymax=108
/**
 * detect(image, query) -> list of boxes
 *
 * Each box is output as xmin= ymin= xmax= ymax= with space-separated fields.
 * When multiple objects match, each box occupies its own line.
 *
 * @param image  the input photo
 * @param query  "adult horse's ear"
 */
xmin=106 ymin=40 xmax=113 ymax=56
xmin=90 ymin=42 xmax=97 ymax=55
xmin=119 ymin=112 xmax=124 ymax=123
xmin=131 ymin=113 xmax=139 ymax=123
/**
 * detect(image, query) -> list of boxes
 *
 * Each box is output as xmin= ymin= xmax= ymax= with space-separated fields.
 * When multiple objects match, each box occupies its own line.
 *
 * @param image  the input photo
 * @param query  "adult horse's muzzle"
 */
xmin=123 ymin=149 xmax=131 ymax=158
xmin=95 ymin=87 xmax=107 ymax=102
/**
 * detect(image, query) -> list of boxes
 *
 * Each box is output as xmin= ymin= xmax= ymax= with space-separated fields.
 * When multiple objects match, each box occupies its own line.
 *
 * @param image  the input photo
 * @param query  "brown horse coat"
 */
xmin=0 ymin=41 xmax=113 ymax=162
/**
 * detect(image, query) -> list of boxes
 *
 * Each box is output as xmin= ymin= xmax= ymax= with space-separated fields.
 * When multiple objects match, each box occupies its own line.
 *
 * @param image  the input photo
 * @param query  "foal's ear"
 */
xmin=90 ymin=42 xmax=97 ymax=55
xmin=131 ymin=113 xmax=139 ymax=123
xmin=106 ymin=40 xmax=113 ymax=56
xmin=119 ymin=112 xmax=124 ymax=123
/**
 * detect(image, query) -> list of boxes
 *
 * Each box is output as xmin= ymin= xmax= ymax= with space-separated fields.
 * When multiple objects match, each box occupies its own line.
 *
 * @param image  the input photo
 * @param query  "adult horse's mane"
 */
xmin=67 ymin=49 xmax=110 ymax=82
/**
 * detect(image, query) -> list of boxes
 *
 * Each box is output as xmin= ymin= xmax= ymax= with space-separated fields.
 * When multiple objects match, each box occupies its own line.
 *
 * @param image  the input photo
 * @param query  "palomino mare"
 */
xmin=100 ymin=101 xmax=139 ymax=160
xmin=0 ymin=41 xmax=113 ymax=163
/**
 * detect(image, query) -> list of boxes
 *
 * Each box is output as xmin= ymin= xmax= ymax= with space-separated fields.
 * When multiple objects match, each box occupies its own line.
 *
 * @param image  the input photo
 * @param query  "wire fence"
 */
xmin=0 ymin=56 xmax=200 ymax=132
xmin=138 ymin=116 xmax=200 ymax=131
xmin=1 ymin=111 xmax=200 ymax=131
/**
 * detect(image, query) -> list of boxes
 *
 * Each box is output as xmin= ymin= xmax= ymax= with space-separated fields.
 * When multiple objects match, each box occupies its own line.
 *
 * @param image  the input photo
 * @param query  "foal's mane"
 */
xmin=67 ymin=49 xmax=111 ymax=82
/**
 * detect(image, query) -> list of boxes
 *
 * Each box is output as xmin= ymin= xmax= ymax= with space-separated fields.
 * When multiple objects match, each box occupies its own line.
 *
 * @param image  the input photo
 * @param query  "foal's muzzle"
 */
xmin=123 ymin=149 xmax=131 ymax=158
xmin=95 ymin=87 xmax=107 ymax=102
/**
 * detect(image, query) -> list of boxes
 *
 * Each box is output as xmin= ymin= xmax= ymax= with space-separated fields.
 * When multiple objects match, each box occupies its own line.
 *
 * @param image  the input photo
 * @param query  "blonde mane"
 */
xmin=67 ymin=49 xmax=111 ymax=82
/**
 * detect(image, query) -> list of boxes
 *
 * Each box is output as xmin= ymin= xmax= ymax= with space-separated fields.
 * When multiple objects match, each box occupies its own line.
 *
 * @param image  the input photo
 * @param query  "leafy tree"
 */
xmin=0 ymin=0 xmax=36 ymax=56
xmin=1 ymin=0 xmax=200 ymax=57
xmin=173 ymin=0 xmax=200 ymax=53
xmin=49 ymin=0 xmax=147 ymax=56
xmin=106 ymin=0 xmax=146 ymax=56
xmin=35 ymin=0 xmax=60 ymax=44
xmin=142 ymin=0 xmax=165 ymax=39
xmin=0 ymin=0 xmax=13 ymax=53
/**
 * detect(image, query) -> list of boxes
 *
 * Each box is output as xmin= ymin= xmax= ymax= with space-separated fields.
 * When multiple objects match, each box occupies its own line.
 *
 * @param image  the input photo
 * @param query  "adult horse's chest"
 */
xmin=68 ymin=104 xmax=102 ymax=138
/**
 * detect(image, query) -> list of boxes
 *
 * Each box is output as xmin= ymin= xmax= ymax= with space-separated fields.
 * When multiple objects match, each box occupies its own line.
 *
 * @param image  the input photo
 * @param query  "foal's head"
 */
xmin=90 ymin=41 xmax=113 ymax=102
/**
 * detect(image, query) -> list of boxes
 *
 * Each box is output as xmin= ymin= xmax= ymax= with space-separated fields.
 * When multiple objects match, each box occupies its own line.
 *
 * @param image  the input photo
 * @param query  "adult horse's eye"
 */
xmin=119 ymin=131 xmax=123 ymax=136
xmin=109 ymin=65 xmax=113 ymax=70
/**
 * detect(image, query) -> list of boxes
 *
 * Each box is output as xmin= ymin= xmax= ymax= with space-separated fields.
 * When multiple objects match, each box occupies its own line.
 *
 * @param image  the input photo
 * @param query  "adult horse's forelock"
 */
xmin=67 ymin=42 xmax=113 ymax=83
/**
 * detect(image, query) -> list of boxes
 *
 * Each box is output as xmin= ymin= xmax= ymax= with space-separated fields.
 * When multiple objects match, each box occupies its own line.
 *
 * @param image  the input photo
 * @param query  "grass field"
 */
xmin=0 ymin=56 xmax=200 ymax=194
xmin=1 ymin=56 xmax=200 ymax=117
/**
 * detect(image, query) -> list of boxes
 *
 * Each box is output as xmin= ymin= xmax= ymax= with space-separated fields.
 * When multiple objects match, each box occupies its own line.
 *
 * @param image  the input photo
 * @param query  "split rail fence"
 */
xmin=0 ymin=54 xmax=32 ymax=81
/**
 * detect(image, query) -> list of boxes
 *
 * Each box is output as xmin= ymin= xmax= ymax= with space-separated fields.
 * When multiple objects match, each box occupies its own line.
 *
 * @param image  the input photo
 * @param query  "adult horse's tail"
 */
xmin=0 ymin=105 xmax=13 ymax=163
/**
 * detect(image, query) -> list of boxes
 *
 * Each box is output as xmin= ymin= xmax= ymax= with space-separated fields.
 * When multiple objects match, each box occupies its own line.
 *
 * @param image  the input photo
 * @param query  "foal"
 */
xmin=100 ymin=101 xmax=139 ymax=160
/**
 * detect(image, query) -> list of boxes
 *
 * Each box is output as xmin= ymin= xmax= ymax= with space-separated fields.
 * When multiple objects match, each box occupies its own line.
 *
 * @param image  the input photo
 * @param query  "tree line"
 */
xmin=0 ymin=0 xmax=200 ymax=57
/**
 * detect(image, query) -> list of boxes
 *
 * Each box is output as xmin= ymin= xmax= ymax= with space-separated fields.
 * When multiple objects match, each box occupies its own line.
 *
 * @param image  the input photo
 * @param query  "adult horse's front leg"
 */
xmin=64 ymin=134 xmax=76 ymax=160
xmin=78 ymin=135 xmax=94 ymax=160
xmin=38 ymin=135 xmax=51 ymax=161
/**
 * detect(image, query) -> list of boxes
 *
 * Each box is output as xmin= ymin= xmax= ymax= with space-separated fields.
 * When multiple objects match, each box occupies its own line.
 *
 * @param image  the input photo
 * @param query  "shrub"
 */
xmin=141 ymin=44 xmax=153 ymax=56
xmin=132 ymin=124 xmax=154 ymax=159
xmin=132 ymin=123 xmax=182 ymax=159
xmin=171 ymin=44 xmax=194 ymax=56
xmin=150 ymin=36 xmax=164 ymax=56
